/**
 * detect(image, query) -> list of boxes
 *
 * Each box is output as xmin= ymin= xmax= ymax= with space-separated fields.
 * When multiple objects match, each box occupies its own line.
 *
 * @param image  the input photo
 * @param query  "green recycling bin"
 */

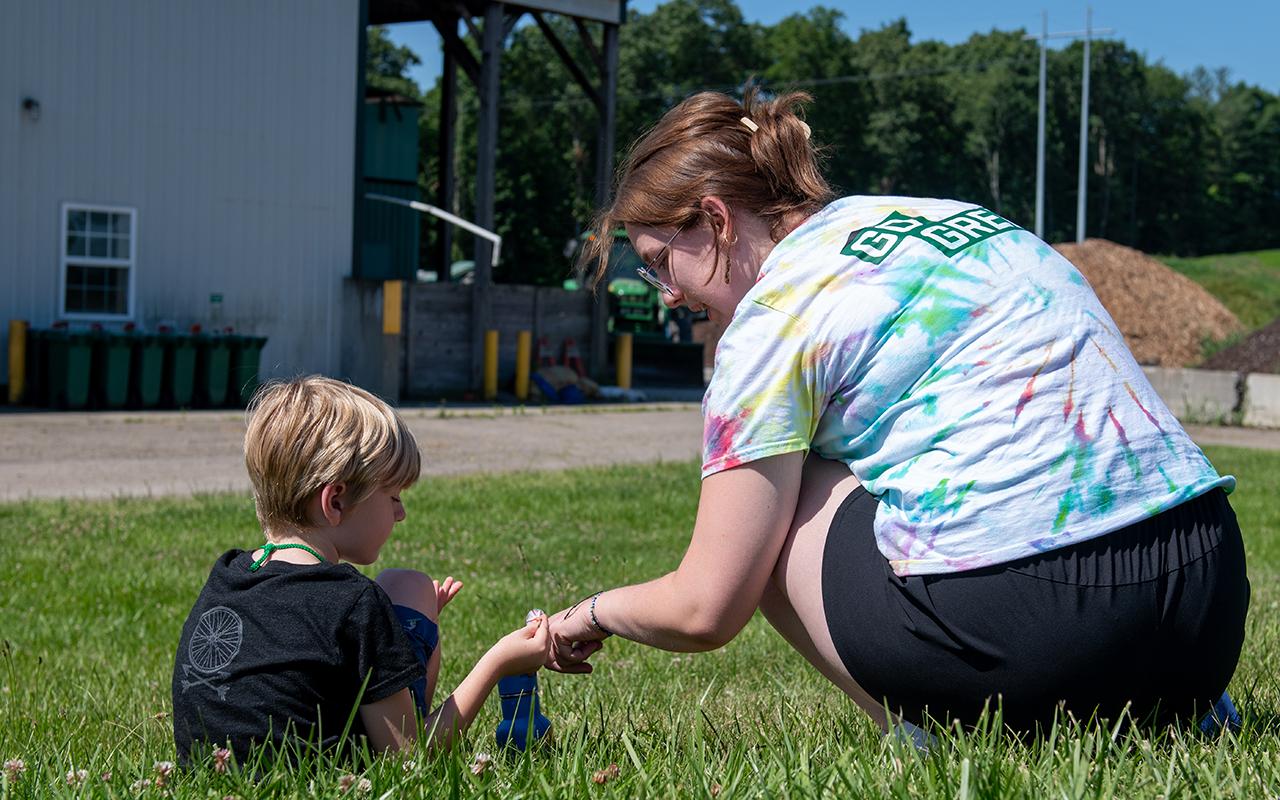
xmin=194 ymin=331 xmax=231 ymax=407
xmin=90 ymin=329 xmax=134 ymax=409
xmin=47 ymin=329 xmax=93 ymax=409
xmin=161 ymin=331 xmax=197 ymax=408
xmin=228 ymin=335 xmax=268 ymax=406
xmin=131 ymin=333 xmax=165 ymax=408
xmin=23 ymin=329 xmax=50 ymax=407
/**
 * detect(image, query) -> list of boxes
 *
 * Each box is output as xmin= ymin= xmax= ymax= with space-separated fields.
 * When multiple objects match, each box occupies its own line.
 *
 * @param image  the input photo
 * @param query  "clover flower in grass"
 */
xmin=66 ymin=768 xmax=89 ymax=786
xmin=3 ymin=759 xmax=25 ymax=782
xmin=212 ymin=747 xmax=232 ymax=774
xmin=592 ymin=763 xmax=621 ymax=784
xmin=338 ymin=774 xmax=371 ymax=794
xmin=470 ymin=752 xmax=493 ymax=776
xmin=130 ymin=778 xmax=152 ymax=793
xmin=153 ymin=760 xmax=175 ymax=788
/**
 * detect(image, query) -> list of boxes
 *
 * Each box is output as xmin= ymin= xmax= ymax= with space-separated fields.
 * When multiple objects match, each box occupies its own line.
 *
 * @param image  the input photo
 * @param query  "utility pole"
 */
xmin=1024 ymin=10 xmax=1113 ymax=241
xmin=1075 ymin=7 xmax=1092 ymax=243
xmin=1035 ymin=11 xmax=1046 ymax=239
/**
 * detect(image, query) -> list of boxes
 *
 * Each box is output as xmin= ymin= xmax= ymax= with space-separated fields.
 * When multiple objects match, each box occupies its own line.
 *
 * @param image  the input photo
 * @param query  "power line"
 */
xmin=485 ymin=53 xmax=1041 ymax=110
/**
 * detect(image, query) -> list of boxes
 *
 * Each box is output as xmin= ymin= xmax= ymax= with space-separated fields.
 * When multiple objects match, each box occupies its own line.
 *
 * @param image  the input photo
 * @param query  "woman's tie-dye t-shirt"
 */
xmin=701 ymin=195 xmax=1234 ymax=576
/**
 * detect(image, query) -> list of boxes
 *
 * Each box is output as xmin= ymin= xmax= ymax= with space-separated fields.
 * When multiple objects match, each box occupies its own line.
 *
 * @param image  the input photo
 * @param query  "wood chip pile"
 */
xmin=1052 ymin=239 xmax=1243 ymax=367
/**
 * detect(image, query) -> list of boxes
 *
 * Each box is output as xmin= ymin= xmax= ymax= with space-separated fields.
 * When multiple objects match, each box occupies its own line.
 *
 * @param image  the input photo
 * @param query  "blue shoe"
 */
xmin=495 ymin=673 xmax=552 ymax=750
xmin=889 ymin=719 xmax=935 ymax=752
xmin=1198 ymin=690 xmax=1242 ymax=735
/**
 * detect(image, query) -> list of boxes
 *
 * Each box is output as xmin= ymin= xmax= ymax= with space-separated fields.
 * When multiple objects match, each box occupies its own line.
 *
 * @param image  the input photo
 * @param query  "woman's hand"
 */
xmin=545 ymin=599 xmax=606 ymax=674
xmin=433 ymin=576 xmax=463 ymax=614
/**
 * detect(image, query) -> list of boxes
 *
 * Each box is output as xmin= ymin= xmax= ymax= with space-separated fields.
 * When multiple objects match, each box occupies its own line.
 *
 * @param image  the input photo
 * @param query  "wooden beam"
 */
xmin=531 ymin=10 xmax=601 ymax=110
xmin=503 ymin=9 xmax=522 ymax=38
xmin=432 ymin=16 xmax=481 ymax=85
xmin=573 ymin=18 xmax=602 ymax=71
xmin=589 ymin=22 xmax=620 ymax=378
xmin=471 ymin=1 xmax=503 ymax=388
xmin=436 ymin=46 xmax=458 ymax=281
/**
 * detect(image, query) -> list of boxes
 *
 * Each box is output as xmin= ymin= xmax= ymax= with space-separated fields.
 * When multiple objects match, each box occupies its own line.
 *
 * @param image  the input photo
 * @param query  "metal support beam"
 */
xmin=589 ymin=21 xmax=620 ymax=378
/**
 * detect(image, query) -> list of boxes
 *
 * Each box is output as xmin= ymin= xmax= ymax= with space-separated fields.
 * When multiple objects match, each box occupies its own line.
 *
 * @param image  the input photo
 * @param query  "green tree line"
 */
xmin=367 ymin=0 xmax=1280 ymax=286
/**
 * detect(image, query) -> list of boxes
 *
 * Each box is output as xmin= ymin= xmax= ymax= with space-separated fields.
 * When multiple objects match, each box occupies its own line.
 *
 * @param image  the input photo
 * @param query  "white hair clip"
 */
xmin=798 ymin=120 xmax=811 ymax=140
xmin=739 ymin=116 xmax=759 ymax=133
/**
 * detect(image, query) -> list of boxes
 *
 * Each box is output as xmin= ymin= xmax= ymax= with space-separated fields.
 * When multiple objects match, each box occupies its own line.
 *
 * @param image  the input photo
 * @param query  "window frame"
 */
xmin=58 ymin=202 xmax=137 ymax=321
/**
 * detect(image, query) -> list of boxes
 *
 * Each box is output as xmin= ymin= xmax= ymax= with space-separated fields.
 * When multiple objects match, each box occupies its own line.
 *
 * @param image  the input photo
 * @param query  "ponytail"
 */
xmin=583 ymin=88 xmax=834 ymax=287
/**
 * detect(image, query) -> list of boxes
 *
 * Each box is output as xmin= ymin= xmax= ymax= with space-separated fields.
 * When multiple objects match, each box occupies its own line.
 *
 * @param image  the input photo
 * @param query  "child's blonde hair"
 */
xmin=244 ymin=376 xmax=421 ymax=530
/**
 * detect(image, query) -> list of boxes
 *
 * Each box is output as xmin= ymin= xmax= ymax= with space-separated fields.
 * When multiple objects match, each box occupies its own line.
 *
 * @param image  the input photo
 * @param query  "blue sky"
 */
xmin=385 ymin=1 xmax=1277 ymax=94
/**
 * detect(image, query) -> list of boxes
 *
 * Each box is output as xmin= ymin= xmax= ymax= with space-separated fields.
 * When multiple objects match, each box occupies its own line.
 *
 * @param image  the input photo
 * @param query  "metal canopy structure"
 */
xmin=365 ymin=0 xmax=625 ymax=386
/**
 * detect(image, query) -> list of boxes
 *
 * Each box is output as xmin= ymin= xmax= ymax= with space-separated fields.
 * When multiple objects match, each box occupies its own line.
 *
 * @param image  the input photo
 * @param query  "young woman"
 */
xmin=546 ymin=90 xmax=1249 ymax=733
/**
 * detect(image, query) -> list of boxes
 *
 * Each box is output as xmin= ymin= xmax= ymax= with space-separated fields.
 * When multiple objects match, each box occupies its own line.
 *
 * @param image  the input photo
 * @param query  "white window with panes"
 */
xmin=60 ymin=203 xmax=136 ymax=319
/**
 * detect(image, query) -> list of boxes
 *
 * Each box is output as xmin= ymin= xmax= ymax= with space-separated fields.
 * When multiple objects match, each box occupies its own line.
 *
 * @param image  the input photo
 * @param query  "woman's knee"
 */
xmin=376 ymin=568 xmax=438 ymax=620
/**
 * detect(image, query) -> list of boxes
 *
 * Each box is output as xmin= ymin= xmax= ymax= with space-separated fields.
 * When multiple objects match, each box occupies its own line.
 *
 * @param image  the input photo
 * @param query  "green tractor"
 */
xmin=564 ymin=229 xmax=704 ymax=386
xmin=564 ymin=229 xmax=669 ymax=338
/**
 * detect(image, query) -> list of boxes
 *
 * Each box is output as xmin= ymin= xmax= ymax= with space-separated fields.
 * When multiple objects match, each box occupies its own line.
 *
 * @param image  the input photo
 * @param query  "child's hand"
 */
xmin=488 ymin=616 xmax=551 ymax=678
xmin=433 ymin=576 xmax=463 ymax=614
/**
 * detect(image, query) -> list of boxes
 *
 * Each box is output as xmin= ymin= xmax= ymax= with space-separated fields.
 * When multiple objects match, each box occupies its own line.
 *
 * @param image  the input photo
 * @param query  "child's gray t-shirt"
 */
xmin=171 ymin=550 xmax=420 ymax=765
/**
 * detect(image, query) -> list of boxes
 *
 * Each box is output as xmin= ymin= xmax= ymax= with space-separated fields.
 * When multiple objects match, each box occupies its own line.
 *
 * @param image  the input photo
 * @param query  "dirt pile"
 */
xmin=1201 ymin=317 xmax=1280 ymax=374
xmin=1052 ymin=239 xmax=1243 ymax=367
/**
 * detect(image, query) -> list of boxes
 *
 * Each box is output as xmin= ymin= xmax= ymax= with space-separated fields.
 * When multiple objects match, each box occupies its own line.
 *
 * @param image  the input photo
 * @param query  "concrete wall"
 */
xmin=1244 ymin=373 xmax=1280 ymax=429
xmin=1 ymin=0 xmax=360 ymax=385
xmin=1141 ymin=367 xmax=1240 ymax=424
xmin=1142 ymin=366 xmax=1280 ymax=430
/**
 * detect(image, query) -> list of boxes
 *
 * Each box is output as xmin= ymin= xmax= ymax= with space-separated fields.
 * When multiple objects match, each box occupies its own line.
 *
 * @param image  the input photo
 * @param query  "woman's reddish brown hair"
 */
xmin=583 ymin=88 xmax=834 ymax=286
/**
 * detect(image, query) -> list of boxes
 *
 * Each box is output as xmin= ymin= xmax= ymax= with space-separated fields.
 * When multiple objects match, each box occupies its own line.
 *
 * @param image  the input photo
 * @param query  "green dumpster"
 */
xmin=161 ymin=329 xmax=197 ymax=408
xmin=47 ymin=329 xmax=93 ymax=409
xmin=228 ymin=334 xmax=268 ymax=406
xmin=193 ymin=329 xmax=231 ymax=407
xmin=23 ymin=329 xmax=50 ymax=407
xmin=130 ymin=332 xmax=165 ymax=408
xmin=90 ymin=328 xmax=134 ymax=409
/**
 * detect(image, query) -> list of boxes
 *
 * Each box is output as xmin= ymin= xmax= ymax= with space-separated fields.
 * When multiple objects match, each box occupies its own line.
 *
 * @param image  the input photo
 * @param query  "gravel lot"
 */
xmin=0 ymin=405 xmax=1274 ymax=503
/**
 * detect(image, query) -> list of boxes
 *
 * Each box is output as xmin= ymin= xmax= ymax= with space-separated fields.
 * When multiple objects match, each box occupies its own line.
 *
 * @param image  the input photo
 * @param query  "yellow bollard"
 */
xmin=615 ymin=332 xmax=633 ymax=390
xmin=514 ymin=330 xmax=531 ymax=401
xmin=382 ymin=280 xmax=403 ymax=335
xmin=483 ymin=329 xmax=499 ymax=400
xmin=8 ymin=320 xmax=27 ymax=405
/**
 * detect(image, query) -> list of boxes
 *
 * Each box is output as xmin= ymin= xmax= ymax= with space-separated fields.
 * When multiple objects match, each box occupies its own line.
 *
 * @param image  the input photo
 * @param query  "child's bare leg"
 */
xmin=377 ymin=569 xmax=441 ymax=708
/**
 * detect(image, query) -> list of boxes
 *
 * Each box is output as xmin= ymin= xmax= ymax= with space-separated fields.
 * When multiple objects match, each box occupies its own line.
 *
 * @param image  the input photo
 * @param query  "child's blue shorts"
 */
xmin=392 ymin=605 xmax=439 ymax=720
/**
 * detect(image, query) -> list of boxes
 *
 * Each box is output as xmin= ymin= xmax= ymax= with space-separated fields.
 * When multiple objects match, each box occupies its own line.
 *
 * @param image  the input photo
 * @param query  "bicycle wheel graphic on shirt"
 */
xmin=188 ymin=606 xmax=243 ymax=673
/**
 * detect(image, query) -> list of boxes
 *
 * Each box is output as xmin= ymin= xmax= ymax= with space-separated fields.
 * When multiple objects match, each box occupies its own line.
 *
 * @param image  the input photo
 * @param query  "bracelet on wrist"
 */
xmin=588 ymin=591 xmax=613 ymax=637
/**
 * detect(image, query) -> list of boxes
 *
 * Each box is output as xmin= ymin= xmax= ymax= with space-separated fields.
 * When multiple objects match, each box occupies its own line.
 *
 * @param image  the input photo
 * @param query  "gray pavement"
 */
xmin=0 ymin=405 xmax=1275 ymax=503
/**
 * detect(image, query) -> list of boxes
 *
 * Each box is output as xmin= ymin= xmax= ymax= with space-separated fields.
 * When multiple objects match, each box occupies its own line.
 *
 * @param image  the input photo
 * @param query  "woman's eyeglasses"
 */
xmin=635 ymin=226 xmax=683 ymax=297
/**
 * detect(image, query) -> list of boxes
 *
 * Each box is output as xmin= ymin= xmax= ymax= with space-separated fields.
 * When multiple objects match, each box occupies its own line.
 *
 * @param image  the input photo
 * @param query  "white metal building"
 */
xmin=0 ymin=0 xmax=373 ymax=391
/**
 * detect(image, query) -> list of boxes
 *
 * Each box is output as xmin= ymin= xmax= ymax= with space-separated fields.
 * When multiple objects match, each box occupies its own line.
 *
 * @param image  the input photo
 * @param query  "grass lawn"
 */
xmin=1159 ymin=249 xmax=1280 ymax=333
xmin=1 ymin=448 xmax=1278 ymax=798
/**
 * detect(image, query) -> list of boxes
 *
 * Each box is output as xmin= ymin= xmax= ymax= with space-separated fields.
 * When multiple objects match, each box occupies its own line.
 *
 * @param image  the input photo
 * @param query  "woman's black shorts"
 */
xmin=821 ymin=487 xmax=1249 ymax=731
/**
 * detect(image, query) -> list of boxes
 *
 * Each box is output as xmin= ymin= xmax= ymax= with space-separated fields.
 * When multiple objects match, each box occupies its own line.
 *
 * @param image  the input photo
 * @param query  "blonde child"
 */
xmin=171 ymin=375 xmax=548 ymax=765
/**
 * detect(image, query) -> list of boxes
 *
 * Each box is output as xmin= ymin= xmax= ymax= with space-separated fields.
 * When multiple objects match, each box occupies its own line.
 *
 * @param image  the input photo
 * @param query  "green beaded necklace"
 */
xmin=248 ymin=542 xmax=325 ymax=572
